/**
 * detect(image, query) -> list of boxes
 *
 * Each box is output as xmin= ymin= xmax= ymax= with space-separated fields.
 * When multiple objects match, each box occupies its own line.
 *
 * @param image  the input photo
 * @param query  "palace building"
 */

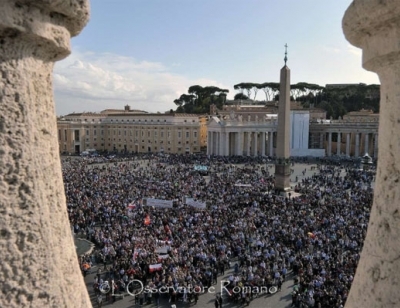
xmin=57 ymin=105 xmax=208 ymax=154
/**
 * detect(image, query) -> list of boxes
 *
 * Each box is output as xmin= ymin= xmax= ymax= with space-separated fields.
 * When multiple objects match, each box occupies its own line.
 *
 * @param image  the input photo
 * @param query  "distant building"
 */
xmin=209 ymin=102 xmax=379 ymax=158
xmin=207 ymin=103 xmax=325 ymax=157
xmin=57 ymin=105 xmax=207 ymax=154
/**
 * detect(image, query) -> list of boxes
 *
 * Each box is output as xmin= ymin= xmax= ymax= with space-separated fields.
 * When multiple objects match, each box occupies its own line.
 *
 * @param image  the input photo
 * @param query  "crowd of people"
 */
xmin=63 ymin=153 xmax=375 ymax=307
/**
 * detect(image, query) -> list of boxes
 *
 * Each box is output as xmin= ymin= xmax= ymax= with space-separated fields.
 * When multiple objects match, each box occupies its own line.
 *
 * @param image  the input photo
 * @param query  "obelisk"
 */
xmin=275 ymin=45 xmax=291 ymax=193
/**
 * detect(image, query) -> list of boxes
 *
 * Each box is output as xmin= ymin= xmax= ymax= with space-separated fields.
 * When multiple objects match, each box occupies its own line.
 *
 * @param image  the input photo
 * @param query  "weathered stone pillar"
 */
xmin=0 ymin=0 xmax=91 ymax=307
xmin=337 ymin=132 xmax=341 ymax=155
xmin=373 ymin=133 xmax=378 ymax=158
xmin=346 ymin=133 xmax=351 ymax=156
xmin=343 ymin=1 xmax=400 ymax=307
xmin=364 ymin=133 xmax=369 ymax=155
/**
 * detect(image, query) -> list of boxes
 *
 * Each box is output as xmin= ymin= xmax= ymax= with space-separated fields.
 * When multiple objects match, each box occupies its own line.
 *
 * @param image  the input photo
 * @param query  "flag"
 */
xmin=144 ymin=214 xmax=151 ymax=226
xmin=158 ymin=254 xmax=169 ymax=262
xmin=149 ymin=263 xmax=162 ymax=272
xmin=127 ymin=202 xmax=136 ymax=210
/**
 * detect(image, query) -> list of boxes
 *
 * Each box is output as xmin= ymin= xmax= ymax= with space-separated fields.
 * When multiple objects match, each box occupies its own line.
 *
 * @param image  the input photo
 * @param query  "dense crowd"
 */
xmin=64 ymin=154 xmax=374 ymax=307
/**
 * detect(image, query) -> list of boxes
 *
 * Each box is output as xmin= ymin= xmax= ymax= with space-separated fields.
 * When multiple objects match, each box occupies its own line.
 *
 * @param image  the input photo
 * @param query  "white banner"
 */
xmin=155 ymin=246 xmax=169 ymax=254
xmin=144 ymin=198 xmax=173 ymax=208
xmin=185 ymin=198 xmax=206 ymax=209
xmin=149 ymin=263 xmax=162 ymax=272
xmin=158 ymin=254 xmax=169 ymax=260
xmin=234 ymin=183 xmax=252 ymax=187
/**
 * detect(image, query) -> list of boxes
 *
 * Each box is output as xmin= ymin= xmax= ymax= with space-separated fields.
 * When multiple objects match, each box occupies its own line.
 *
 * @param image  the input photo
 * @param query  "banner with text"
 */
xmin=185 ymin=197 xmax=207 ymax=209
xmin=144 ymin=198 xmax=174 ymax=208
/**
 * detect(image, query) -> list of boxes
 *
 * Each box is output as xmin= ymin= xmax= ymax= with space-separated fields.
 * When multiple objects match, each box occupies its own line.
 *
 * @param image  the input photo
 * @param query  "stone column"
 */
xmin=211 ymin=131 xmax=215 ymax=155
xmin=0 ymin=1 xmax=91 ymax=307
xmin=218 ymin=132 xmax=223 ymax=156
xmin=237 ymin=132 xmax=243 ymax=155
xmin=374 ymin=133 xmax=378 ymax=158
xmin=343 ymin=2 xmax=400 ymax=306
xmin=328 ymin=132 xmax=332 ymax=156
xmin=337 ymin=132 xmax=341 ymax=155
xmin=320 ymin=133 xmax=324 ymax=149
xmin=210 ymin=132 xmax=214 ymax=155
xmin=355 ymin=133 xmax=360 ymax=157
xmin=246 ymin=132 xmax=251 ymax=156
xmin=225 ymin=132 xmax=230 ymax=156
xmin=364 ymin=133 xmax=369 ymax=155
xmin=207 ymin=131 xmax=211 ymax=155
xmin=261 ymin=132 xmax=266 ymax=156
xmin=269 ymin=131 xmax=274 ymax=156
xmin=346 ymin=133 xmax=351 ymax=157
xmin=252 ymin=132 xmax=258 ymax=156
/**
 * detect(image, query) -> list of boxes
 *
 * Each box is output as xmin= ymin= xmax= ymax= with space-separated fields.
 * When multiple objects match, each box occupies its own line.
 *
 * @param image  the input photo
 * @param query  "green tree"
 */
xmin=257 ymin=82 xmax=279 ymax=101
xmin=234 ymin=93 xmax=249 ymax=100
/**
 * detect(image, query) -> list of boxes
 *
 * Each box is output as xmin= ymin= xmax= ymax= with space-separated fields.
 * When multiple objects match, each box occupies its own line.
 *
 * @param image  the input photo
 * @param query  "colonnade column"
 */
xmin=328 ymin=132 xmax=332 ymax=156
xmin=225 ymin=132 xmax=230 ymax=156
xmin=246 ymin=132 xmax=251 ymax=156
xmin=238 ymin=132 xmax=243 ymax=155
xmin=355 ymin=133 xmax=360 ymax=157
xmin=337 ymin=132 xmax=341 ymax=155
xmin=269 ymin=131 xmax=274 ymax=156
xmin=207 ymin=132 xmax=212 ymax=155
xmin=320 ymin=133 xmax=324 ymax=149
xmin=261 ymin=132 xmax=266 ymax=156
xmin=346 ymin=133 xmax=350 ymax=157
xmin=364 ymin=133 xmax=369 ymax=155
xmin=220 ymin=132 xmax=226 ymax=156
xmin=373 ymin=133 xmax=378 ymax=158
xmin=252 ymin=132 xmax=258 ymax=156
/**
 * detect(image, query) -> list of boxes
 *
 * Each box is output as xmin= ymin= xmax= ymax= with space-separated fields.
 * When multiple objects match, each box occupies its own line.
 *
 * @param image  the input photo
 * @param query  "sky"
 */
xmin=54 ymin=0 xmax=380 ymax=116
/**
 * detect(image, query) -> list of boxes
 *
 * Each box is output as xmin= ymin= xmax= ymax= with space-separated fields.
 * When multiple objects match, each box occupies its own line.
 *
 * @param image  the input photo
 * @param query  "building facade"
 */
xmin=57 ymin=105 xmax=207 ymax=154
xmin=208 ymin=103 xmax=379 ymax=158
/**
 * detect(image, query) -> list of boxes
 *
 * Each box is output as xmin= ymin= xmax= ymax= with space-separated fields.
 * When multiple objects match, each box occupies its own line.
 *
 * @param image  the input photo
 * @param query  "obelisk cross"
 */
xmin=284 ymin=43 xmax=288 ymax=65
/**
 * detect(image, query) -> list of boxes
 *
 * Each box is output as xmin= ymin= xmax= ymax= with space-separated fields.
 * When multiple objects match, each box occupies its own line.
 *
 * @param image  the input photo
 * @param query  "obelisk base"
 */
xmin=275 ymin=163 xmax=291 ymax=193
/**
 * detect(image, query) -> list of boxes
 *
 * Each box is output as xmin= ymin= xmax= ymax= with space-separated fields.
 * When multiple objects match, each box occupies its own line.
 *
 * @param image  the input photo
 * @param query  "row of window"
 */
xmin=76 ymin=118 xmax=198 ymax=123
xmin=59 ymin=129 xmax=198 ymax=140
xmin=81 ymin=139 xmax=196 ymax=144
xmin=82 ymin=143 xmax=197 ymax=152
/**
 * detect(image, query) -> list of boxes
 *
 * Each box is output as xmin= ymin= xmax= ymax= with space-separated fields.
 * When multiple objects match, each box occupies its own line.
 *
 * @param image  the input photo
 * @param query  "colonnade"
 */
xmin=207 ymin=130 xmax=275 ymax=156
xmin=319 ymin=131 xmax=378 ymax=158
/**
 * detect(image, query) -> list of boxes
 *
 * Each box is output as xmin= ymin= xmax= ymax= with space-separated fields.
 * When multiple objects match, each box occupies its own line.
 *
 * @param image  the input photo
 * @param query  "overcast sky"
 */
xmin=54 ymin=0 xmax=380 ymax=116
